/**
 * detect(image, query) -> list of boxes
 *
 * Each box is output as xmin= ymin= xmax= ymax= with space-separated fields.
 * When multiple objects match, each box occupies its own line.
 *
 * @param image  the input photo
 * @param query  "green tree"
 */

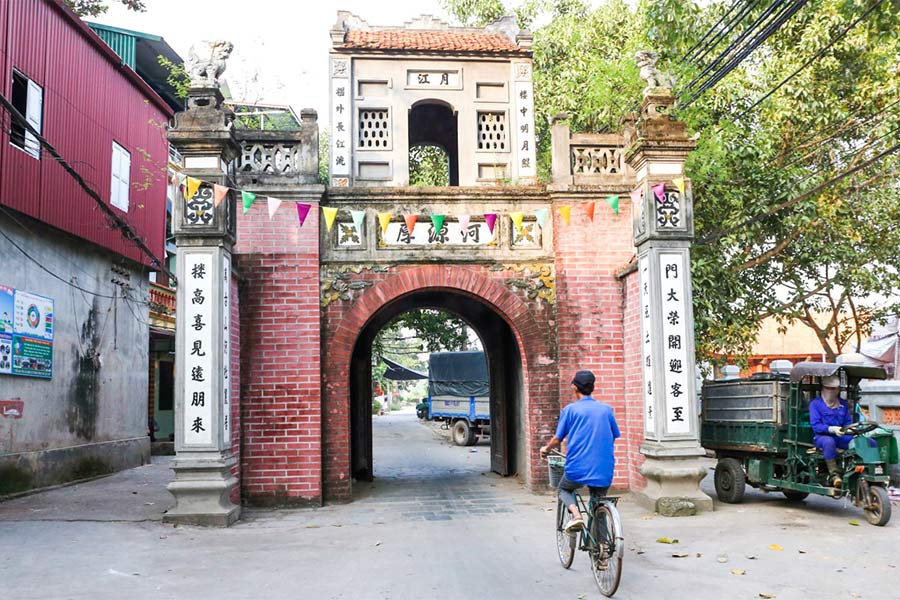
xmin=409 ymin=145 xmax=450 ymax=186
xmin=66 ymin=0 xmax=145 ymax=17
xmin=442 ymin=0 xmax=900 ymax=364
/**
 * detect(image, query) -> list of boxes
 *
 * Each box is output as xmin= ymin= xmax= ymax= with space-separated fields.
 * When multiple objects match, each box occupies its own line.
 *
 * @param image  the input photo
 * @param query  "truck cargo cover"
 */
xmin=428 ymin=351 xmax=489 ymax=397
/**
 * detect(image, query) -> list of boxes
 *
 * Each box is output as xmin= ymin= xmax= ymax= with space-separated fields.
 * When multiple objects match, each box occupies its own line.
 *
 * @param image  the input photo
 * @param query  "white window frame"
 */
xmin=110 ymin=142 xmax=131 ymax=212
xmin=10 ymin=70 xmax=43 ymax=160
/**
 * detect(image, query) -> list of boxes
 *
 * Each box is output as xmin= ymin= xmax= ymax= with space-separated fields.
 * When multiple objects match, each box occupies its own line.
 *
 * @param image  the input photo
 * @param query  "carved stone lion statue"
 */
xmin=635 ymin=50 xmax=675 ymax=95
xmin=186 ymin=40 xmax=234 ymax=88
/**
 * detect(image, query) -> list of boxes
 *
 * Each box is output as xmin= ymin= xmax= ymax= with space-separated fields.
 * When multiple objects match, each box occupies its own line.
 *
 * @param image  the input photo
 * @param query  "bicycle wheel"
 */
xmin=590 ymin=503 xmax=623 ymax=597
xmin=556 ymin=495 xmax=575 ymax=569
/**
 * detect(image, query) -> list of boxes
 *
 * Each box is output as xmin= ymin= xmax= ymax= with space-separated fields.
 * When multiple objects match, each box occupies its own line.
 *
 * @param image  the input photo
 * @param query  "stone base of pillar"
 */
xmin=634 ymin=442 xmax=714 ymax=516
xmin=163 ymin=454 xmax=240 ymax=527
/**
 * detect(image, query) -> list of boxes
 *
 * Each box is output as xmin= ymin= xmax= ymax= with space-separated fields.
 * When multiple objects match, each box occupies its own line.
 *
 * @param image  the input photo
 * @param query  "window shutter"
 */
xmin=24 ymin=79 xmax=43 ymax=159
xmin=110 ymin=143 xmax=130 ymax=212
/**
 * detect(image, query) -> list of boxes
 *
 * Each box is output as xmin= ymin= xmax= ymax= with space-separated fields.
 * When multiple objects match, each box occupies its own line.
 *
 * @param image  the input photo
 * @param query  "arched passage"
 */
xmin=349 ymin=291 xmax=523 ymax=483
xmin=409 ymin=101 xmax=459 ymax=186
xmin=322 ymin=266 xmax=557 ymax=502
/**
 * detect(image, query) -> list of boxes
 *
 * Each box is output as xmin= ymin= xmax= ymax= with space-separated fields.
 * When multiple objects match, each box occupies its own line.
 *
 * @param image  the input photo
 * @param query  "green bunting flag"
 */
xmin=241 ymin=191 xmax=257 ymax=215
xmin=430 ymin=214 xmax=445 ymax=233
xmin=606 ymin=195 xmax=619 ymax=216
xmin=350 ymin=209 xmax=366 ymax=231
xmin=534 ymin=208 xmax=549 ymax=229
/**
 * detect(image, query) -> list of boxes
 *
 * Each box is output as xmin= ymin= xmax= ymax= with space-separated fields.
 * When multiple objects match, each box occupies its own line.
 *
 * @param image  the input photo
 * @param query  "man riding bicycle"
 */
xmin=540 ymin=370 xmax=621 ymax=533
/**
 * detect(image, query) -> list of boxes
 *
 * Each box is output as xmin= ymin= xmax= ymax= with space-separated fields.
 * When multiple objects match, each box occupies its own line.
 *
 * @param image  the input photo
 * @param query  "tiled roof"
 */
xmin=344 ymin=30 xmax=525 ymax=53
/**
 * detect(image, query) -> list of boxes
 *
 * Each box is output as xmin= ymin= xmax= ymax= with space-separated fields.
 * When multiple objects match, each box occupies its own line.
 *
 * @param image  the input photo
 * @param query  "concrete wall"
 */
xmin=0 ymin=210 xmax=149 ymax=494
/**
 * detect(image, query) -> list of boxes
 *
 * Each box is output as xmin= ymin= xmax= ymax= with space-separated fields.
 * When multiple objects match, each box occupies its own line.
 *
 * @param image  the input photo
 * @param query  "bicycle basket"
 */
xmin=547 ymin=455 xmax=565 ymax=488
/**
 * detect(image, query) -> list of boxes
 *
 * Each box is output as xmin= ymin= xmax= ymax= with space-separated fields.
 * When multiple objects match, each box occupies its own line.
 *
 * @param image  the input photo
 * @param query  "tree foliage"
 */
xmin=409 ymin=145 xmax=450 ymax=186
xmin=442 ymin=0 xmax=900 ymax=363
xmin=66 ymin=0 xmax=145 ymax=17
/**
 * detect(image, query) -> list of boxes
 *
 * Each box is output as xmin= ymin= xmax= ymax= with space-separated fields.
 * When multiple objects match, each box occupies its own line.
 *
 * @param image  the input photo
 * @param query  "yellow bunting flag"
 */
xmin=213 ymin=184 xmax=229 ymax=208
xmin=322 ymin=206 xmax=339 ymax=232
xmin=185 ymin=176 xmax=202 ymax=201
xmin=559 ymin=205 xmax=571 ymax=225
xmin=585 ymin=201 xmax=596 ymax=222
xmin=378 ymin=212 xmax=392 ymax=235
xmin=404 ymin=214 xmax=418 ymax=235
xmin=673 ymin=177 xmax=686 ymax=196
xmin=509 ymin=211 xmax=524 ymax=231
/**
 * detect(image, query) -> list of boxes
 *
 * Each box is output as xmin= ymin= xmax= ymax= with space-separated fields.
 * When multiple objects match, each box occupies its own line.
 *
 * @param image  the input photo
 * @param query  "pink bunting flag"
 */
xmin=630 ymin=188 xmax=643 ymax=206
xmin=213 ymin=184 xmax=229 ymax=208
xmin=296 ymin=203 xmax=311 ymax=227
xmin=652 ymin=182 xmax=666 ymax=203
xmin=457 ymin=214 xmax=470 ymax=232
xmin=484 ymin=213 xmax=498 ymax=233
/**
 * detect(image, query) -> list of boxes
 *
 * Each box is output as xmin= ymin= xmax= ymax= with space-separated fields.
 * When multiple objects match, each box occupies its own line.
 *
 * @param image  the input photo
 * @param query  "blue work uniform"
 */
xmin=809 ymin=396 xmax=853 ymax=460
xmin=555 ymin=397 xmax=620 ymax=487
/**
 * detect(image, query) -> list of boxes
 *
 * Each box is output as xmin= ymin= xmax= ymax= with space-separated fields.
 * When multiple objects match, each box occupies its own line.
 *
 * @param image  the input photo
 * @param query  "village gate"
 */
xmin=164 ymin=14 xmax=712 ymax=526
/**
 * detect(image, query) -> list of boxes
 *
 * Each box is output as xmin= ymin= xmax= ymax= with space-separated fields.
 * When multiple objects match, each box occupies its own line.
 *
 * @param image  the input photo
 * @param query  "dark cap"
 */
xmin=572 ymin=370 xmax=595 ymax=388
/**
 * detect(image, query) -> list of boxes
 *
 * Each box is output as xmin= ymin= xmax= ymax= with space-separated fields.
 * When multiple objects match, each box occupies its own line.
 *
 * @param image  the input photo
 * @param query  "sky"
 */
xmin=92 ymin=0 xmax=452 ymax=119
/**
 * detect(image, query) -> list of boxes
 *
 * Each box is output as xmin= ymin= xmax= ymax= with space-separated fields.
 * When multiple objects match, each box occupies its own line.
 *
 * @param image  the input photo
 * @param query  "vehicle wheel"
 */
xmin=556 ymin=496 xmax=575 ymax=569
xmin=451 ymin=420 xmax=471 ymax=446
xmin=714 ymin=458 xmax=746 ymax=504
xmin=465 ymin=426 xmax=478 ymax=446
xmin=864 ymin=485 xmax=891 ymax=526
xmin=591 ymin=503 xmax=623 ymax=597
xmin=781 ymin=489 xmax=809 ymax=502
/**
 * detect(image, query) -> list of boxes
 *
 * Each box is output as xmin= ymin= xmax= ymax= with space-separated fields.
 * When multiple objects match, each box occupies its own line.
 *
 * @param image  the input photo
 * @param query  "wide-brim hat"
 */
xmin=821 ymin=375 xmax=841 ymax=388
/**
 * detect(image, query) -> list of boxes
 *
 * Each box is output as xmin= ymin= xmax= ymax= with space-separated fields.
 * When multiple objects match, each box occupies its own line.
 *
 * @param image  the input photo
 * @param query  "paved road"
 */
xmin=1 ymin=408 xmax=897 ymax=600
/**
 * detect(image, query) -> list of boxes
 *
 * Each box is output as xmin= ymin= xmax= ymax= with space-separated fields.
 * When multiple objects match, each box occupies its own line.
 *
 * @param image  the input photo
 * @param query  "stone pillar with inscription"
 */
xmin=626 ymin=53 xmax=713 ymax=516
xmin=163 ymin=41 xmax=241 ymax=526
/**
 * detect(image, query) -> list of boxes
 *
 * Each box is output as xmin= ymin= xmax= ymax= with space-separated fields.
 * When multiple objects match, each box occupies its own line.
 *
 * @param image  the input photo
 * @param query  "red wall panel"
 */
xmin=1 ymin=0 xmax=171 ymax=265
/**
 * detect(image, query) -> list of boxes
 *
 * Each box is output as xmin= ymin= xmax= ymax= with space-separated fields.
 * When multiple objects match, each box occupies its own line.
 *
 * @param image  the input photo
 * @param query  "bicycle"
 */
xmin=548 ymin=451 xmax=624 ymax=597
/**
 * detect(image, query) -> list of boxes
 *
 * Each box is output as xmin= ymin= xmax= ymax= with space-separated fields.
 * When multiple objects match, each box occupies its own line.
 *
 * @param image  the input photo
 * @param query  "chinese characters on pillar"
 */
xmin=184 ymin=253 xmax=214 ymax=445
xmin=639 ymin=255 xmax=656 ymax=436
xmin=330 ymin=58 xmax=351 ymax=186
xmin=221 ymin=253 xmax=231 ymax=444
xmin=513 ymin=62 xmax=536 ymax=180
xmin=659 ymin=252 xmax=691 ymax=434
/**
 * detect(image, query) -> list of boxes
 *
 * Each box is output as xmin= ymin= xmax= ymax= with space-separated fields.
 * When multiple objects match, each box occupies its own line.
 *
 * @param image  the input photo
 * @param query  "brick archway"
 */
xmin=321 ymin=264 xmax=558 ymax=502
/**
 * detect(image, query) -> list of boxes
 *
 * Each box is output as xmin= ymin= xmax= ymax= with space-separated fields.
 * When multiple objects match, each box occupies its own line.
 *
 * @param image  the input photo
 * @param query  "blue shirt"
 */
xmin=809 ymin=396 xmax=852 ymax=436
xmin=555 ymin=397 xmax=620 ymax=487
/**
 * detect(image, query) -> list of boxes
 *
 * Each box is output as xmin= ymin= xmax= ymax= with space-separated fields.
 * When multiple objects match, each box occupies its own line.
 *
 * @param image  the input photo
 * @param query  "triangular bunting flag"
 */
xmin=351 ymin=209 xmax=366 ymax=231
xmin=534 ymin=208 xmax=549 ymax=229
xmin=177 ymin=172 xmax=187 ymax=190
xmin=606 ymin=195 xmax=620 ymax=216
xmin=241 ymin=191 xmax=257 ymax=215
xmin=484 ymin=213 xmax=498 ymax=233
xmin=585 ymin=201 xmax=595 ymax=222
xmin=457 ymin=214 xmax=470 ymax=232
xmin=377 ymin=212 xmax=392 ymax=235
xmin=673 ymin=177 xmax=686 ymax=196
xmin=509 ymin=211 xmax=524 ymax=231
xmin=559 ymin=205 xmax=571 ymax=225
xmin=185 ymin=176 xmax=202 ymax=201
xmin=322 ymin=206 xmax=339 ymax=232
xmin=296 ymin=203 xmax=311 ymax=226
xmin=630 ymin=188 xmax=643 ymax=206
xmin=404 ymin=214 xmax=418 ymax=235
xmin=213 ymin=184 xmax=229 ymax=208
xmin=267 ymin=196 xmax=282 ymax=219
xmin=652 ymin=182 xmax=666 ymax=203
xmin=430 ymin=214 xmax=445 ymax=233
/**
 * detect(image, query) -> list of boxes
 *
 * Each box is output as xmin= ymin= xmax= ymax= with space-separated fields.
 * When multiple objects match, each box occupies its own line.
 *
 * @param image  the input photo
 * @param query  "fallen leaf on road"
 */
xmin=717 ymin=555 xmax=728 ymax=563
xmin=696 ymin=553 xmax=702 ymax=558
xmin=848 ymin=520 xmax=860 ymax=526
xmin=578 ymin=595 xmax=586 ymax=599
xmin=798 ymin=550 xmax=807 ymax=554
xmin=642 ymin=515 xmax=654 ymax=520
xmin=759 ymin=594 xmax=775 ymax=599
xmin=657 ymin=537 xmax=679 ymax=544
xmin=850 ymin=594 xmax=861 ymax=598
xmin=672 ymin=553 xmax=690 ymax=558
xmin=730 ymin=569 xmax=746 ymax=576
xmin=305 ymin=525 xmax=320 ymax=529
xmin=375 ymin=541 xmax=382 ymax=547
xmin=768 ymin=545 xmax=783 ymax=551
xmin=746 ymin=555 xmax=758 ymax=560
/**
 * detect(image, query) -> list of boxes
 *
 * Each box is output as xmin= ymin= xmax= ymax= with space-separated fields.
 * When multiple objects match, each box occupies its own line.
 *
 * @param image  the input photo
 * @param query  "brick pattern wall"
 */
xmin=235 ymin=202 xmax=322 ymax=506
xmin=320 ymin=263 xmax=558 ymax=502
xmin=622 ymin=269 xmax=646 ymax=489
xmin=551 ymin=198 xmax=638 ymax=489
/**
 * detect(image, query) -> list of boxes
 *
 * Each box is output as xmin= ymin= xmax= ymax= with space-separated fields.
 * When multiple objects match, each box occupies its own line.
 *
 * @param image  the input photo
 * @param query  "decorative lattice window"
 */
xmin=358 ymin=109 xmax=390 ymax=149
xmin=477 ymin=112 xmax=507 ymax=151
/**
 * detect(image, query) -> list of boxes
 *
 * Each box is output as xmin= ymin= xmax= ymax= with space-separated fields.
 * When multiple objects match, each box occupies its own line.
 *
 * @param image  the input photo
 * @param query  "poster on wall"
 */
xmin=0 ymin=284 xmax=53 ymax=379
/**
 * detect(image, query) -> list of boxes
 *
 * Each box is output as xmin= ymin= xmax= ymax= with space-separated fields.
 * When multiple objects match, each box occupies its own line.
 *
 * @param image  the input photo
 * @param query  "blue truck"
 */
xmin=427 ymin=351 xmax=491 ymax=446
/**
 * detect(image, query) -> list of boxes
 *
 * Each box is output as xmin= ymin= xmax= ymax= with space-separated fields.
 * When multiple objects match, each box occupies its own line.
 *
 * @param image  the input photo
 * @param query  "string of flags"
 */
xmin=174 ymin=173 xmax=685 ymax=235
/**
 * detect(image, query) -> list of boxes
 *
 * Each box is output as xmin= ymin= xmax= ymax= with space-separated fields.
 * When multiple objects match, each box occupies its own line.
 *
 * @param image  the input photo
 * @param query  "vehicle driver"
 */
xmin=540 ymin=370 xmax=620 ymax=532
xmin=809 ymin=374 xmax=853 ymax=487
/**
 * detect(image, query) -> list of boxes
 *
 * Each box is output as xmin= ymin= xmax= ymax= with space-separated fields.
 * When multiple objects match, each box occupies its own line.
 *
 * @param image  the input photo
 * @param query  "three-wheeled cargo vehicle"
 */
xmin=427 ymin=351 xmax=491 ymax=446
xmin=701 ymin=362 xmax=898 ymax=526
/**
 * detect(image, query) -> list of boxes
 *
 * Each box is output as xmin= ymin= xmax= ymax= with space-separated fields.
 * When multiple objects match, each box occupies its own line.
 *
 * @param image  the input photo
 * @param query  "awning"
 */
xmin=381 ymin=356 xmax=428 ymax=381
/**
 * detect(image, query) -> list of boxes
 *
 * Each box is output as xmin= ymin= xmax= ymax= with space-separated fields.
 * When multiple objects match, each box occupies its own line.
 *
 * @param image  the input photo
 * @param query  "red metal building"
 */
xmin=0 ymin=0 xmax=172 ymax=263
